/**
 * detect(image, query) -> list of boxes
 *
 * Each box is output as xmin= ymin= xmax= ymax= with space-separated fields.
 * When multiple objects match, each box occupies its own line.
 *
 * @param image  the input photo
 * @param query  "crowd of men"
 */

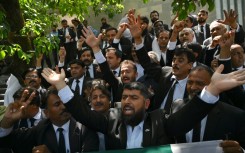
xmin=0 ymin=8 xmax=245 ymax=153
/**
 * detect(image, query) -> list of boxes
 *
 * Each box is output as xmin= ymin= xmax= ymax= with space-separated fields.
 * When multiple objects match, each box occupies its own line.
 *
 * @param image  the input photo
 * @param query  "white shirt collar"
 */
xmin=53 ymin=120 xmax=70 ymax=133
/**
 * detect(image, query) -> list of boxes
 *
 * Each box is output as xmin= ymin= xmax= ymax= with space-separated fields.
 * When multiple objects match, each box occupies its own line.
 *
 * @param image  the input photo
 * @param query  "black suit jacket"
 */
xmin=67 ymin=76 xmax=92 ymax=98
xmin=193 ymin=24 xmax=211 ymax=45
xmin=58 ymin=27 xmax=76 ymax=46
xmin=175 ymin=102 xmax=245 ymax=148
xmin=64 ymin=92 xmax=216 ymax=150
xmin=98 ymin=61 xmax=124 ymax=104
xmin=111 ymin=37 xmax=132 ymax=61
xmin=0 ymin=118 xmax=98 ymax=153
xmin=135 ymin=47 xmax=188 ymax=111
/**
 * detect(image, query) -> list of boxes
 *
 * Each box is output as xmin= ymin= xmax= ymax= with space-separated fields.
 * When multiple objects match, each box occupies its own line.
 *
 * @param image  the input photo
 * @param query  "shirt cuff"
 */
xmin=167 ymin=41 xmax=177 ymax=50
xmin=0 ymin=127 xmax=13 ymax=137
xmin=58 ymin=85 xmax=74 ymax=103
xmin=135 ymin=42 xmax=144 ymax=50
xmin=218 ymin=57 xmax=231 ymax=61
xmin=94 ymin=51 xmax=106 ymax=64
xmin=113 ymin=38 xmax=120 ymax=43
xmin=36 ymin=66 xmax=42 ymax=69
xmin=199 ymin=86 xmax=219 ymax=104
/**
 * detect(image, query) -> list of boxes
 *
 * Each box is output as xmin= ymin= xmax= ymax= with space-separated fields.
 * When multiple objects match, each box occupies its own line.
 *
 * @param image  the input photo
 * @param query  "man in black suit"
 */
xmin=58 ymin=19 xmax=77 ymax=66
xmin=0 ymin=89 xmax=98 ymax=153
xmin=105 ymin=27 xmax=132 ymax=61
xmin=79 ymin=48 xmax=103 ymax=79
xmin=67 ymin=59 xmax=91 ymax=98
xmin=193 ymin=9 xmax=210 ymax=45
xmin=173 ymin=65 xmax=245 ymax=149
xmin=41 ymin=62 xmax=245 ymax=152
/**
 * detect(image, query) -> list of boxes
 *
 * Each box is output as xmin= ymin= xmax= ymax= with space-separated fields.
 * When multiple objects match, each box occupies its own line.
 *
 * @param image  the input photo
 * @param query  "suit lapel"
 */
xmin=142 ymin=114 xmax=152 ymax=147
xmin=44 ymin=123 xmax=59 ymax=153
xmin=203 ymin=105 xmax=221 ymax=140
xmin=69 ymin=118 xmax=81 ymax=153
xmin=119 ymin=123 xmax=127 ymax=149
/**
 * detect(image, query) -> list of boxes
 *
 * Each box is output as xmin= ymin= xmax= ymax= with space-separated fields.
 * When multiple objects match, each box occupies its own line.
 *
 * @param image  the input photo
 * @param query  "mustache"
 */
xmin=60 ymin=108 xmax=70 ymax=115
xmin=172 ymin=65 xmax=179 ymax=70
xmin=94 ymin=102 xmax=104 ymax=106
xmin=123 ymin=104 xmax=134 ymax=110
xmin=83 ymin=59 xmax=90 ymax=63
xmin=29 ymin=80 xmax=37 ymax=84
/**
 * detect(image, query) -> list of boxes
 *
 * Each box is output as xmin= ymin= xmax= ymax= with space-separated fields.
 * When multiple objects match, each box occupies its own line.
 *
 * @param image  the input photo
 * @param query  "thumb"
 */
xmin=97 ymin=33 xmax=103 ymax=42
xmin=61 ymin=68 xmax=65 ymax=76
xmin=215 ymin=64 xmax=224 ymax=74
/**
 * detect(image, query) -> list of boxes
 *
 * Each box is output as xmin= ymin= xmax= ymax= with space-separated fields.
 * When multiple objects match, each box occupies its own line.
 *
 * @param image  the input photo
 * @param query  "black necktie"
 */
xmin=75 ymin=79 xmax=80 ymax=95
xmin=164 ymin=79 xmax=178 ymax=114
xmin=200 ymin=25 xmax=204 ymax=33
xmin=29 ymin=118 xmax=36 ymax=127
xmin=192 ymin=122 xmax=201 ymax=142
xmin=57 ymin=128 xmax=66 ymax=153
xmin=19 ymin=119 xmax=28 ymax=128
xmin=86 ymin=66 xmax=91 ymax=78
xmin=113 ymin=70 xmax=117 ymax=76
xmin=160 ymin=55 xmax=165 ymax=66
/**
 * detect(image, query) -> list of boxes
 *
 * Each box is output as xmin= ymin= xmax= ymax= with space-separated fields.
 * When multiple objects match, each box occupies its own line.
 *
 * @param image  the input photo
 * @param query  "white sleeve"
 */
xmin=58 ymin=85 xmax=74 ymax=103
xmin=94 ymin=51 xmax=106 ymax=64
xmin=167 ymin=41 xmax=177 ymax=50
xmin=0 ymin=127 xmax=13 ymax=137
xmin=199 ymin=86 xmax=219 ymax=104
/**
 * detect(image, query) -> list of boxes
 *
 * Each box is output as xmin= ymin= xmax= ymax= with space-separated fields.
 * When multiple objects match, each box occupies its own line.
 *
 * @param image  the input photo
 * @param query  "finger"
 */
xmin=222 ymin=147 xmax=243 ymax=153
xmin=215 ymin=64 xmax=224 ymax=74
xmin=19 ymin=90 xmax=29 ymax=103
xmin=60 ymin=68 xmax=65 ymax=77
xmin=24 ymin=91 xmax=36 ymax=106
xmin=223 ymin=10 xmax=228 ymax=19
xmin=97 ymin=33 xmax=103 ymax=42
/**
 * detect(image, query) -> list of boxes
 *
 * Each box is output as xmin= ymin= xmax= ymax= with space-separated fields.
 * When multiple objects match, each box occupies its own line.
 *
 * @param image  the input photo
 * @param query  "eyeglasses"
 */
xmin=25 ymin=75 xmax=39 ymax=79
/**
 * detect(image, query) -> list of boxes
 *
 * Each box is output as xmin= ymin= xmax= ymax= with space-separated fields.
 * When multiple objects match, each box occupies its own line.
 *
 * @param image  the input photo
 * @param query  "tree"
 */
xmin=0 ymin=0 xmax=214 ymax=77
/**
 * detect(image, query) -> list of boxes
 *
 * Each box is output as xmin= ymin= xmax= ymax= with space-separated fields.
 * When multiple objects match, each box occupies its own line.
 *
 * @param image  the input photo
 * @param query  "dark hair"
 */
xmin=190 ymin=65 xmax=214 ymax=77
xmin=106 ymin=47 xmax=122 ymax=58
xmin=150 ymin=10 xmax=159 ymax=17
xmin=174 ymin=47 xmax=196 ymax=63
xmin=106 ymin=27 xmax=118 ymax=34
xmin=186 ymin=42 xmax=202 ymax=57
xmin=22 ymin=68 xmax=40 ymax=80
xmin=69 ymin=59 xmax=85 ymax=68
xmin=140 ymin=16 xmax=149 ymax=25
xmin=90 ymin=84 xmax=110 ymax=101
xmin=101 ymin=17 xmax=106 ymax=21
xmin=41 ymin=89 xmax=58 ymax=109
xmin=61 ymin=19 xmax=67 ymax=23
xmin=13 ymin=86 xmax=40 ymax=106
xmin=187 ymin=15 xmax=194 ymax=23
xmin=71 ymin=18 xmax=81 ymax=24
xmin=81 ymin=48 xmax=94 ymax=58
xmin=199 ymin=9 xmax=208 ymax=15
xmin=120 ymin=60 xmax=137 ymax=72
xmin=123 ymin=82 xmax=152 ymax=99
xmin=156 ymin=28 xmax=169 ymax=38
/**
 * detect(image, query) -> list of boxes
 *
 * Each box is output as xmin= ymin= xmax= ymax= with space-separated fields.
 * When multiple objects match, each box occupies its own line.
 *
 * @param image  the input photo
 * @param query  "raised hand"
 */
xmin=1 ymin=90 xmax=36 ymax=128
xmin=220 ymin=140 xmax=243 ymax=153
xmin=217 ymin=9 xmax=238 ymax=29
xmin=41 ymin=68 xmax=66 ymax=90
xmin=207 ymin=64 xmax=245 ymax=96
xmin=81 ymin=27 xmax=101 ymax=52
xmin=126 ymin=13 xmax=142 ymax=44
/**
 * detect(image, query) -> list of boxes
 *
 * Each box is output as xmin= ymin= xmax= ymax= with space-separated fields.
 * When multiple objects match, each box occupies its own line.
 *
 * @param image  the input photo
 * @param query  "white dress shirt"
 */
xmin=53 ymin=120 xmax=71 ymax=153
xmin=160 ymin=76 xmax=188 ymax=109
xmin=71 ymin=76 xmax=84 ymax=95
xmin=126 ymin=121 xmax=144 ymax=149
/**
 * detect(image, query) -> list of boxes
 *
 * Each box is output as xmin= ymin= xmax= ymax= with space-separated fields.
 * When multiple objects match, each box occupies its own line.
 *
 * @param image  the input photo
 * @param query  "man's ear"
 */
xmin=145 ymin=99 xmax=151 ymax=109
xmin=44 ymin=109 xmax=49 ymax=118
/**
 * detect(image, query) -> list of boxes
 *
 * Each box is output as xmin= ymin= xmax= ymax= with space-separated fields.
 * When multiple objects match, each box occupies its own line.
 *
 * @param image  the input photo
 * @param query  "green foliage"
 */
xmin=170 ymin=0 xmax=214 ymax=20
